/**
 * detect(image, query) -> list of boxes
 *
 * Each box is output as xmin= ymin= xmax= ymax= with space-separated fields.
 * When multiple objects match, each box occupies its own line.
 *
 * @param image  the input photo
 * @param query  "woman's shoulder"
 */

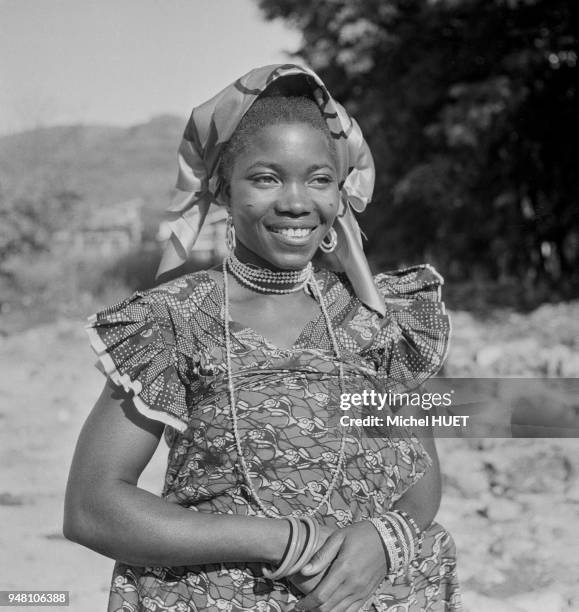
xmin=373 ymin=263 xmax=445 ymax=305
xmin=370 ymin=263 xmax=449 ymax=342
xmin=325 ymin=263 xmax=450 ymax=385
xmin=94 ymin=269 xmax=220 ymax=321
xmin=372 ymin=263 xmax=450 ymax=384
xmin=85 ymin=270 xmax=220 ymax=433
xmin=134 ymin=269 xmax=218 ymax=309
xmin=312 ymin=263 xmax=445 ymax=310
xmin=87 ymin=269 xmax=222 ymax=373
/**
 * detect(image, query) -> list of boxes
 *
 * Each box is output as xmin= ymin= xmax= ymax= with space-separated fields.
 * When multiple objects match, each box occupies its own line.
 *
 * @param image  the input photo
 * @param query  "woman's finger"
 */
xmin=295 ymin=592 xmax=365 ymax=612
xmin=303 ymin=567 xmax=380 ymax=612
xmin=294 ymin=570 xmax=349 ymax=612
xmin=328 ymin=593 xmax=365 ymax=612
xmin=296 ymin=593 xmax=362 ymax=612
xmin=288 ymin=570 xmax=325 ymax=595
xmin=344 ymin=599 xmax=368 ymax=612
xmin=299 ymin=532 xmax=343 ymax=576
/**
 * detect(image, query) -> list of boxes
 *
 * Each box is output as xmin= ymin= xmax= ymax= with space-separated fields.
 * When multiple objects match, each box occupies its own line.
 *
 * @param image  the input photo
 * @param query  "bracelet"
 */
xmin=367 ymin=518 xmax=391 ymax=570
xmin=380 ymin=515 xmax=405 ymax=579
xmin=368 ymin=510 xmax=425 ymax=582
xmin=368 ymin=518 xmax=401 ymax=579
xmin=386 ymin=512 xmax=410 ymax=569
xmin=286 ymin=516 xmax=320 ymax=576
xmin=393 ymin=509 xmax=424 ymax=558
xmin=393 ymin=512 xmax=416 ymax=564
xmin=262 ymin=516 xmax=320 ymax=580
xmin=262 ymin=517 xmax=301 ymax=580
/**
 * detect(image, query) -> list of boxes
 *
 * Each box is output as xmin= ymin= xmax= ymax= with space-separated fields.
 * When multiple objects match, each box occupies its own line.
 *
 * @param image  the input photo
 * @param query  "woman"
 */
xmin=64 ymin=64 xmax=461 ymax=612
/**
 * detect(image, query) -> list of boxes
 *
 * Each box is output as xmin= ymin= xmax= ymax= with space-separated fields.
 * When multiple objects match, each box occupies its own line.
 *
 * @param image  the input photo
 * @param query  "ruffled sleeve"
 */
xmin=368 ymin=264 xmax=451 ymax=391
xmin=85 ymin=290 xmax=195 ymax=433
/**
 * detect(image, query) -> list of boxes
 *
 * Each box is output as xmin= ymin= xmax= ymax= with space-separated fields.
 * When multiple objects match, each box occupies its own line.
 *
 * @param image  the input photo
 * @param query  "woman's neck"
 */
xmin=226 ymin=251 xmax=313 ymax=295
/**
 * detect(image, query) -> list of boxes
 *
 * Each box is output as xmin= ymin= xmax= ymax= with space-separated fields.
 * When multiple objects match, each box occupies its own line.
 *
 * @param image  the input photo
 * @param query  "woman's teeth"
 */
xmin=272 ymin=227 xmax=313 ymax=237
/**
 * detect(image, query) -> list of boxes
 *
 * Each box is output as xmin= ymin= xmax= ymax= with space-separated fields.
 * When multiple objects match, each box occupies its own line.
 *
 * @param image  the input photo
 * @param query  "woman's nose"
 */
xmin=276 ymin=183 xmax=312 ymax=215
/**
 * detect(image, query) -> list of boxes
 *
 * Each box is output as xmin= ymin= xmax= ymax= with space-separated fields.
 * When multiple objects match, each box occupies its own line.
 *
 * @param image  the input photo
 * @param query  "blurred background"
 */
xmin=0 ymin=1 xmax=578 ymax=610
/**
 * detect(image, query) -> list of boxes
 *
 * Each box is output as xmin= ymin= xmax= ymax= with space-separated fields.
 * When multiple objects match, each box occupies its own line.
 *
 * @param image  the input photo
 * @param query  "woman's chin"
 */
xmin=235 ymin=243 xmax=317 ymax=271
xmin=266 ymin=250 xmax=318 ymax=271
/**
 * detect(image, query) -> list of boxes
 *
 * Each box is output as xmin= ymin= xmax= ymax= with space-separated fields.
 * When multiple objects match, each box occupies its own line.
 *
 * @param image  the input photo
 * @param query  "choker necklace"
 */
xmin=222 ymin=258 xmax=347 ymax=518
xmin=226 ymin=252 xmax=313 ymax=294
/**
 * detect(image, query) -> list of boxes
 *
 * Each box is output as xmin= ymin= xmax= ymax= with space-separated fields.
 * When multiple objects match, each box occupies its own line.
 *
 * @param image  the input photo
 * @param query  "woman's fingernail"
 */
xmin=302 ymin=563 xmax=312 ymax=572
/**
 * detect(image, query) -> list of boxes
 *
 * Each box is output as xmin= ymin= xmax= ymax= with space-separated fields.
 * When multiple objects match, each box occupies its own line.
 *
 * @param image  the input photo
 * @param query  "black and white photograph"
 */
xmin=1 ymin=1 xmax=578 ymax=611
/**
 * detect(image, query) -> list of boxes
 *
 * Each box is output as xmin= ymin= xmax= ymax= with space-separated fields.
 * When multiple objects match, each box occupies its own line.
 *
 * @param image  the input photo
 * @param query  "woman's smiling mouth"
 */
xmin=267 ymin=226 xmax=317 ymax=244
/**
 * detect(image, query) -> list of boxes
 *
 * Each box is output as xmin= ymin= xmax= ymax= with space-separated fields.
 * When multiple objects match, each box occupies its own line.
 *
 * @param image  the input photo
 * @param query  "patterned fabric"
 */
xmin=157 ymin=64 xmax=386 ymax=316
xmin=86 ymin=265 xmax=461 ymax=611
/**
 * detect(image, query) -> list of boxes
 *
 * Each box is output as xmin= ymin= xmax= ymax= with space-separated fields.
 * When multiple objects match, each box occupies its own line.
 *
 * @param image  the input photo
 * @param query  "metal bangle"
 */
xmin=391 ymin=512 xmax=415 ymax=564
xmin=385 ymin=512 xmax=410 ymax=571
xmin=368 ymin=518 xmax=400 ymax=577
xmin=393 ymin=509 xmax=424 ymax=558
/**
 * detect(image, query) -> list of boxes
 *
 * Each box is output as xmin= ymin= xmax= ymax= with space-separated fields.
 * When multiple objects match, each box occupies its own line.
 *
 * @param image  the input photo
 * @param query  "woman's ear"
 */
xmin=223 ymin=182 xmax=232 ymax=204
xmin=217 ymin=178 xmax=231 ymax=207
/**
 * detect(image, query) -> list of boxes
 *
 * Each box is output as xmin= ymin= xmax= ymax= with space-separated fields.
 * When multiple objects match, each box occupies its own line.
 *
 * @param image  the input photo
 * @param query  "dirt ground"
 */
xmin=1 ymin=308 xmax=578 ymax=611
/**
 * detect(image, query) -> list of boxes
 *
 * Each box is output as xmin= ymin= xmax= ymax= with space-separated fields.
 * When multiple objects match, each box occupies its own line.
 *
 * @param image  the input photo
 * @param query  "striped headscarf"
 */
xmin=157 ymin=63 xmax=386 ymax=316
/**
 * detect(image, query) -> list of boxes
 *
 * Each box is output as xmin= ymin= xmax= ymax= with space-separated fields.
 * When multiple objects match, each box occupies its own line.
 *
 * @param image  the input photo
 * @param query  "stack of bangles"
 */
xmin=262 ymin=516 xmax=320 ymax=580
xmin=368 ymin=510 xmax=424 ymax=583
xmin=262 ymin=511 xmax=423 ymax=584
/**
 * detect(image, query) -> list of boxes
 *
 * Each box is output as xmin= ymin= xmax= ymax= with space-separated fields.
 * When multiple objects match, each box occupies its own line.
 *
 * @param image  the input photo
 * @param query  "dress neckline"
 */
xmin=202 ymin=268 xmax=330 ymax=352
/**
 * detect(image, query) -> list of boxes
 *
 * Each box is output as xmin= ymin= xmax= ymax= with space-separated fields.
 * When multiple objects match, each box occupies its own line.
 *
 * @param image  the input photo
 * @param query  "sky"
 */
xmin=0 ymin=0 xmax=301 ymax=135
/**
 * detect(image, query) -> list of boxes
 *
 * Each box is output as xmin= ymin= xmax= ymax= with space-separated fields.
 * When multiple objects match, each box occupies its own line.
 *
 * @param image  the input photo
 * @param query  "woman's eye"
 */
xmin=310 ymin=175 xmax=335 ymax=186
xmin=252 ymin=175 xmax=277 ymax=184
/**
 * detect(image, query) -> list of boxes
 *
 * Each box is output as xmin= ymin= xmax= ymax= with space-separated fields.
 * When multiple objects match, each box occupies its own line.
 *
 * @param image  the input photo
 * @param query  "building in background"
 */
xmin=53 ymin=198 xmax=144 ymax=256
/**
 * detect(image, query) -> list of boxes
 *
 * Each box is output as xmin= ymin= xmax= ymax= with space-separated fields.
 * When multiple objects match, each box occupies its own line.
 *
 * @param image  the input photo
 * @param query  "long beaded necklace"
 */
xmin=222 ymin=257 xmax=347 ymax=518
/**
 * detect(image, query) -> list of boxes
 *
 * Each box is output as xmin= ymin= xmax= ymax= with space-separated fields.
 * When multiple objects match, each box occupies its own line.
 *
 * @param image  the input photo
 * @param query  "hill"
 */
xmin=0 ymin=115 xmax=185 ymax=231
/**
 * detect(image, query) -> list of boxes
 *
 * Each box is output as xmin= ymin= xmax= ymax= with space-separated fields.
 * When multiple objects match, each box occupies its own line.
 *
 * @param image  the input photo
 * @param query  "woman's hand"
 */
xmin=291 ymin=521 xmax=388 ymax=612
xmin=287 ymin=524 xmax=335 ymax=594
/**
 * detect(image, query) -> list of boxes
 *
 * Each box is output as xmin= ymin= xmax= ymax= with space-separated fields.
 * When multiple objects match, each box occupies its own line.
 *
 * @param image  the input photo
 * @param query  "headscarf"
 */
xmin=157 ymin=64 xmax=386 ymax=316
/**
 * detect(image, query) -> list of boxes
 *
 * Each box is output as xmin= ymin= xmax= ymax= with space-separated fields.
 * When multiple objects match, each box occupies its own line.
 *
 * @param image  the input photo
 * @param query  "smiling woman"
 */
xmin=222 ymin=109 xmax=339 ymax=272
xmin=64 ymin=64 xmax=462 ymax=612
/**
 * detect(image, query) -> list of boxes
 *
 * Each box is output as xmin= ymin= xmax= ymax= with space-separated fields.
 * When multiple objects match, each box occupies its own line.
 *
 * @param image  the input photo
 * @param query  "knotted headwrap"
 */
xmin=157 ymin=63 xmax=386 ymax=316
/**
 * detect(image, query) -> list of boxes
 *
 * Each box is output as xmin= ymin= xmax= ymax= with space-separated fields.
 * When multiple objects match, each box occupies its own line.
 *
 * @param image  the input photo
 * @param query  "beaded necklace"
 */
xmin=222 ymin=258 xmax=347 ymax=518
xmin=227 ymin=252 xmax=313 ymax=294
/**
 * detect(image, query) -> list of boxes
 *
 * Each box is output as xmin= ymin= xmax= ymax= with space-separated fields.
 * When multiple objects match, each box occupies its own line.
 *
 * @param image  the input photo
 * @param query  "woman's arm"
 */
xmin=392 ymin=405 xmax=442 ymax=529
xmin=63 ymin=378 xmax=290 ymax=567
xmin=291 ymin=404 xmax=442 ymax=612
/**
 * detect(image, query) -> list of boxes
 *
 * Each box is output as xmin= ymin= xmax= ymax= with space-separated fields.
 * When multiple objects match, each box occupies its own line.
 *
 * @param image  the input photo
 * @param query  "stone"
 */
xmin=506 ymin=589 xmax=568 ymax=612
xmin=57 ymin=409 xmax=70 ymax=423
xmin=448 ymin=465 xmax=489 ymax=498
xmin=566 ymin=479 xmax=579 ymax=503
xmin=485 ymin=497 xmax=522 ymax=522
xmin=475 ymin=345 xmax=503 ymax=369
xmin=461 ymin=591 xmax=525 ymax=612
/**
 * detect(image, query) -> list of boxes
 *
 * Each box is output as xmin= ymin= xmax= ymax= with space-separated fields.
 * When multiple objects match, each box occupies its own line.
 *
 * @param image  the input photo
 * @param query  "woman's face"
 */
xmin=225 ymin=122 xmax=340 ymax=271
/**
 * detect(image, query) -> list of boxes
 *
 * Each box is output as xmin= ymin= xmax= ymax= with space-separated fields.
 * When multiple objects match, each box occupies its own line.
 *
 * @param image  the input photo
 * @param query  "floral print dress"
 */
xmin=86 ymin=265 xmax=462 ymax=612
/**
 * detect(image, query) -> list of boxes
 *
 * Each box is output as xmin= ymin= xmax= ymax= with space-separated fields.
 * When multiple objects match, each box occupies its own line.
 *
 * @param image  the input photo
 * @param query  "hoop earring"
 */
xmin=319 ymin=227 xmax=337 ymax=253
xmin=225 ymin=215 xmax=236 ymax=252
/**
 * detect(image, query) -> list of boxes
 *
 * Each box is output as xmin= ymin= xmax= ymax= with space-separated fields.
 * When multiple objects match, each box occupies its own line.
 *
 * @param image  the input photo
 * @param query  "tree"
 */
xmin=0 ymin=187 xmax=83 ymax=269
xmin=257 ymin=0 xmax=579 ymax=291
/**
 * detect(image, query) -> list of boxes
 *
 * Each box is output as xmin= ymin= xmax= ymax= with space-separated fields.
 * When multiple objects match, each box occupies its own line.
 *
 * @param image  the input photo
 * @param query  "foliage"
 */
xmin=0 ymin=187 xmax=83 ymax=268
xmin=102 ymin=245 xmax=162 ymax=292
xmin=257 ymin=0 xmax=579 ymax=290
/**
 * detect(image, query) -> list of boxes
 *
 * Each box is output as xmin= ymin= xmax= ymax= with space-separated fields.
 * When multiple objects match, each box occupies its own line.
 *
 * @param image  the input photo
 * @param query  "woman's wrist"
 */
xmin=367 ymin=510 xmax=424 ymax=581
xmin=262 ymin=516 xmax=321 ymax=580
xmin=261 ymin=517 xmax=292 ymax=564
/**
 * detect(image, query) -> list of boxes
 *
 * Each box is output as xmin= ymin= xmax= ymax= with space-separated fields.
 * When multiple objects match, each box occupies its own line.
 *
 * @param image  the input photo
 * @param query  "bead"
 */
xmin=227 ymin=253 xmax=313 ymax=294
xmin=222 ymin=258 xmax=347 ymax=518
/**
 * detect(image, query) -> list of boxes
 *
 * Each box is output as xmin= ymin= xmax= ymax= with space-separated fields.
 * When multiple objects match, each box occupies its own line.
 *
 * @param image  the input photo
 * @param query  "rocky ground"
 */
xmin=1 ymin=302 xmax=578 ymax=611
